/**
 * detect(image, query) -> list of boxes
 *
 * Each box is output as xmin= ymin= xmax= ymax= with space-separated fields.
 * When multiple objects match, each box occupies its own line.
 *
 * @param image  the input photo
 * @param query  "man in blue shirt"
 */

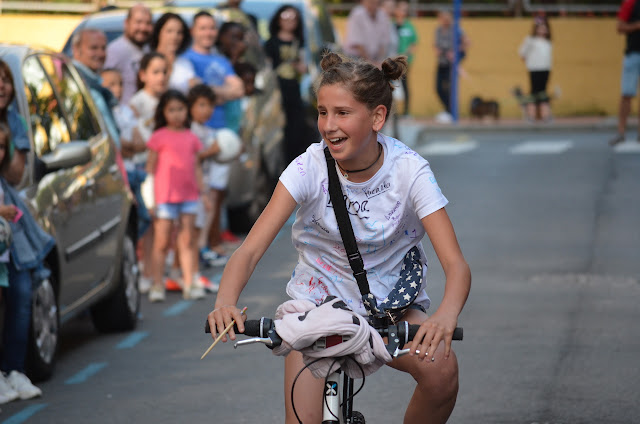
xmin=182 ymin=11 xmax=244 ymax=129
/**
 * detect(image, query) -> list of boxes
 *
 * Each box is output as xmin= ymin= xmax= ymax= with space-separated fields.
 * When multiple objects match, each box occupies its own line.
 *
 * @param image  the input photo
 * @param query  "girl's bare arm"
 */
xmin=410 ymin=207 xmax=471 ymax=360
xmin=207 ymin=182 xmax=297 ymax=341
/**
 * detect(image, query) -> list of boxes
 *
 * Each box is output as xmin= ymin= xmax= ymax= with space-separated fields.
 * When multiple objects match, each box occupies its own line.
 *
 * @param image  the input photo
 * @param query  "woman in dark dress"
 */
xmin=264 ymin=5 xmax=314 ymax=164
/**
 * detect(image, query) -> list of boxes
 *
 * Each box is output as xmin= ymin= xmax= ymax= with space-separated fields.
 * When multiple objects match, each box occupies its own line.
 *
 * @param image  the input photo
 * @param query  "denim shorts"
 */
xmin=621 ymin=52 xmax=640 ymax=96
xmin=155 ymin=201 xmax=199 ymax=220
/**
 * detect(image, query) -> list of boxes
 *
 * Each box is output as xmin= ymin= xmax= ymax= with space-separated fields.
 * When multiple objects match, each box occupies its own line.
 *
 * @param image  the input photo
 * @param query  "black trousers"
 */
xmin=436 ymin=65 xmax=451 ymax=113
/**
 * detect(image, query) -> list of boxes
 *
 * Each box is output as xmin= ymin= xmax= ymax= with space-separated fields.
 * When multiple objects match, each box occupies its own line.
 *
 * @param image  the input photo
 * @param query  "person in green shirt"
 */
xmin=395 ymin=1 xmax=418 ymax=115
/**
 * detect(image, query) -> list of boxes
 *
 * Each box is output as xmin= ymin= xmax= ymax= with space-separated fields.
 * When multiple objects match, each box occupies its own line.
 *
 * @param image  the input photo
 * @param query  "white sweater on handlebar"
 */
xmin=272 ymin=297 xmax=392 ymax=378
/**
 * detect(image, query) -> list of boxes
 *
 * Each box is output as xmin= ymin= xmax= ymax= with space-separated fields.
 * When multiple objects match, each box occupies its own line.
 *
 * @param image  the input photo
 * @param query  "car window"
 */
xmin=38 ymin=54 xmax=101 ymax=141
xmin=22 ymin=55 xmax=71 ymax=157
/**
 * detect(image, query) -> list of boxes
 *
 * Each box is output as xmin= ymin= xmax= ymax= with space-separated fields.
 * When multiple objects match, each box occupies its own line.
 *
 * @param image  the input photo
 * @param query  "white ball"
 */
xmin=215 ymin=128 xmax=243 ymax=163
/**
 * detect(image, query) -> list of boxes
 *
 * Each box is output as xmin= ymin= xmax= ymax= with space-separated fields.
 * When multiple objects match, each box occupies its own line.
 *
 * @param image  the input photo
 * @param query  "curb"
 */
xmin=389 ymin=116 xmax=639 ymax=146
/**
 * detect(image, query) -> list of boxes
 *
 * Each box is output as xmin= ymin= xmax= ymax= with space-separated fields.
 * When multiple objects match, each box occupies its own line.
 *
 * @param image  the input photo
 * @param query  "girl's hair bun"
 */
xmin=320 ymin=51 xmax=343 ymax=71
xmin=381 ymin=56 xmax=409 ymax=81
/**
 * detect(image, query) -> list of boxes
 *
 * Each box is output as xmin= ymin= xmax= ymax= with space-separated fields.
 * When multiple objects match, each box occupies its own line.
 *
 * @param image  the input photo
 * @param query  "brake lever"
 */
xmin=234 ymin=337 xmax=273 ymax=348
xmin=393 ymin=347 xmax=415 ymax=358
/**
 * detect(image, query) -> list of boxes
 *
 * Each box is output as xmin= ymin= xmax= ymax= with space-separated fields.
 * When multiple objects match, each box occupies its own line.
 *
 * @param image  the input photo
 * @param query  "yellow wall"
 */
xmin=0 ymin=14 xmax=82 ymax=52
xmin=0 ymin=15 xmax=624 ymax=117
xmin=335 ymin=17 xmax=622 ymax=118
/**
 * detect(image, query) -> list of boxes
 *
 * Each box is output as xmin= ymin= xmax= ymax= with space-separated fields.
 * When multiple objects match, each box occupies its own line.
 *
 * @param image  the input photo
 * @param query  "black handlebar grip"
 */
xmin=204 ymin=320 xmax=242 ymax=334
xmin=453 ymin=327 xmax=463 ymax=340
xmin=204 ymin=319 xmax=262 ymax=336
xmin=242 ymin=319 xmax=262 ymax=337
xmin=407 ymin=325 xmax=463 ymax=341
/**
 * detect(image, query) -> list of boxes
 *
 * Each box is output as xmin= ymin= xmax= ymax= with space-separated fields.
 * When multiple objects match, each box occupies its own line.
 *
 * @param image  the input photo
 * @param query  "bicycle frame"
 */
xmin=207 ymin=317 xmax=462 ymax=424
xmin=322 ymin=369 xmax=358 ymax=424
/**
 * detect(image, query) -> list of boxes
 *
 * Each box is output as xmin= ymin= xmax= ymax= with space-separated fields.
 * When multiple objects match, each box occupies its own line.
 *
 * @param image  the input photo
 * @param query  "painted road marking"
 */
xmin=163 ymin=300 xmax=193 ymax=317
xmin=416 ymin=140 xmax=478 ymax=156
xmin=2 ymin=404 xmax=47 ymax=424
xmin=115 ymin=331 xmax=149 ymax=349
xmin=65 ymin=362 xmax=107 ymax=385
xmin=613 ymin=141 xmax=640 ymax=153
xmin=510 ymin=140 xmax=573 ymax=154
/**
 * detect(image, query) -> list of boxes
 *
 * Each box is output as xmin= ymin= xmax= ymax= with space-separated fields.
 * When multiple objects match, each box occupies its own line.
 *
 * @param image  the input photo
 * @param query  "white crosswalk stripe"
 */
xmin=416 ymin=140 xmax=478 ymax=156
xmin=510 ymin=140 xmax=573 ymax=154
xmin=413 ymin=138 xmax=639 ymax=156
xmin=613 ymin=141 xmax=640 ymax=154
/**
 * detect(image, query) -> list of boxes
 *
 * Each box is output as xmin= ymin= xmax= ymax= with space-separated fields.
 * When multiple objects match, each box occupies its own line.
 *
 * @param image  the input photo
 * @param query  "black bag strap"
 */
xmin=323 ymin=147 xmax=371 ymax=296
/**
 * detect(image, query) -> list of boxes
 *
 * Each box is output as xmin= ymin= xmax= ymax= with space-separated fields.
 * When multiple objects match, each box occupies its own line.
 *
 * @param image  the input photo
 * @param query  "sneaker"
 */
xmin=435 ymin=111 xmax=453 ymax=124
xmin=608 ymin=133 xmax=625 ymax=146
xmin=221 ymin=230 xmax=242 ymax=244
xmin=183 ymin=285 xmax=205 ymax=300
xmin=7 ymin=371 xmax=41 ymax=400
xmin=198 ymin=275 xmax=219 ymax=293
xmin=165 ymin=268 xmax=184 ymax=292
xmin=200 ymin=248 xmax=229 ymax=267
xmin=0 ymin=373 xmax=19 ymax=404
xmin=165 ymin=277 xmax=183 ymax=292
xmin=148 ymin=285 xmax=166 ymax=303
xmin=139 ymin=276 xmax=153 ymax=294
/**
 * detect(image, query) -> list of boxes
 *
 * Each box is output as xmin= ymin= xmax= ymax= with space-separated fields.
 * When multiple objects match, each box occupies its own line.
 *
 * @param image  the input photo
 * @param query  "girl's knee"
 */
xmin=414 ymin=351 xmax=459 ymax=400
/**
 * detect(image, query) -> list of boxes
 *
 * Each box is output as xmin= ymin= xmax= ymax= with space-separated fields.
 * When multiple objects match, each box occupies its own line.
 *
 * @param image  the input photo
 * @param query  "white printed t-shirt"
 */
xmin=279 ymin=133 xmax=448 ymax=316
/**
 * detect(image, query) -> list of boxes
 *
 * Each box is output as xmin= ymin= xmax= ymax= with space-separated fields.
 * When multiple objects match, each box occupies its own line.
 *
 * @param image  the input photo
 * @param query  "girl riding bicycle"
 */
xmin=208 ymin=53 xmax=471 ymax=424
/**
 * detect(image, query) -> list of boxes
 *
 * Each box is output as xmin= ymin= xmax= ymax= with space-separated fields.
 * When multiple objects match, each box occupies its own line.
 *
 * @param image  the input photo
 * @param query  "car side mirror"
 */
xmin=38 ymin=141 xmax=92 ymax=176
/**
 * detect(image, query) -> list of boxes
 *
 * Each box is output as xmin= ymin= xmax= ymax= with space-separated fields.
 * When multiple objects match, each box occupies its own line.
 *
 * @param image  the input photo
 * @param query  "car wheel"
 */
xmin=26 ymin=264 xmax=59 ymax=382
xmin=90 ymin=229 xmax=140 ymax=333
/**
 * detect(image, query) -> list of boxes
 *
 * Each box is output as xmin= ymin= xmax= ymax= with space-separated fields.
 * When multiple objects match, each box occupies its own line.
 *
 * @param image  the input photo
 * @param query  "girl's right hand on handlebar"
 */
xmin=207 ymin=305 xmax=246 ymax=342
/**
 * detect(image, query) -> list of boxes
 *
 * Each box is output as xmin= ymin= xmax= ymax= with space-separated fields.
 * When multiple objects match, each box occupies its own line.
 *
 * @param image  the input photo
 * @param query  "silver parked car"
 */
xmin=0 ymin=43 xmax=140 ymax=381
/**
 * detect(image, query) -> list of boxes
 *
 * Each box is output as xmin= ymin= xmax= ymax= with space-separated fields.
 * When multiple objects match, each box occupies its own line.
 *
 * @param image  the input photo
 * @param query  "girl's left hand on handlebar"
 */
xmin=409 ymin=313 xmax=458 ymax=362
xmin=207 ymin=305 xmax=245 ymax=342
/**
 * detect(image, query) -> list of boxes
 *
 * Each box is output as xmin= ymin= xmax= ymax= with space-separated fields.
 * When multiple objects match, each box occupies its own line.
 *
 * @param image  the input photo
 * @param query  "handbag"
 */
xmin=323 ymin=147 xmax=423 ymax=323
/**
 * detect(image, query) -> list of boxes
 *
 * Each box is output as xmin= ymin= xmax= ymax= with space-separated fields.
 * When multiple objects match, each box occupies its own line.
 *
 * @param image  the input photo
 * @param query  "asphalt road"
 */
xmin=1 ymin=129 xmax=639 ymax=424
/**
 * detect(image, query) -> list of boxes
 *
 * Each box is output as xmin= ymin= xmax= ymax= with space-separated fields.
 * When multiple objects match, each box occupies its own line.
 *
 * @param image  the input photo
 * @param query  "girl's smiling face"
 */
xmin=317 ymin=83 xmax=385 ymax=169
xmin=140 ymin=57 xmax=168 ymax=97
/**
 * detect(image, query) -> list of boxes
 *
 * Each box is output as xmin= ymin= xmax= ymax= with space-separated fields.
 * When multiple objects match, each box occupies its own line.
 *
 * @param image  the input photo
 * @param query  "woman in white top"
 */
xmin=150 ymin=12 xmax=200 ymax=94
xmin=518 ymin=16 xmax=553 ymax=122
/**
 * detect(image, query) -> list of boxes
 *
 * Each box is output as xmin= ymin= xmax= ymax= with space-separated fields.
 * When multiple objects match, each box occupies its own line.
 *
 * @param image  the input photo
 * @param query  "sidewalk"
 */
xmin=388 ymin=115 xmax=635 ymax=147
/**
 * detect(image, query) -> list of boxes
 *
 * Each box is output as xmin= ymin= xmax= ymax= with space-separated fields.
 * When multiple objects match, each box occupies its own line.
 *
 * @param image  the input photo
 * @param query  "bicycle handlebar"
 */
xmin=204 ymin=318 xmax=463 ymax=343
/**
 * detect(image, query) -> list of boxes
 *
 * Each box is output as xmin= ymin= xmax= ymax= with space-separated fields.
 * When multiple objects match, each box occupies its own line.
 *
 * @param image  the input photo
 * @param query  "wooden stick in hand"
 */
xmin=201 ymin=306 xmax=247 ymax=360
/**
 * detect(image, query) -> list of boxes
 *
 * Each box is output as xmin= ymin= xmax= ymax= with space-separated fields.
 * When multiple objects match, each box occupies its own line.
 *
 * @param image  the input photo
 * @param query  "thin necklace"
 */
xmin=337 ymin=143 xmax=383 ymax=180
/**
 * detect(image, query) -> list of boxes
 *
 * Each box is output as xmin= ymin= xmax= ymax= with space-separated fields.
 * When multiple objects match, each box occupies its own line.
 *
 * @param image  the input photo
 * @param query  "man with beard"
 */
xmin=105 ymin=3 xmax=153 ymax=103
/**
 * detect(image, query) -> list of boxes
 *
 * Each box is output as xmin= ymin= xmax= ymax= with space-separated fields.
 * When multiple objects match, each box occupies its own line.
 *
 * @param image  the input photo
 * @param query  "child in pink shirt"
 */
xmin=146 ymin=90 xmax=204 ymax=302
